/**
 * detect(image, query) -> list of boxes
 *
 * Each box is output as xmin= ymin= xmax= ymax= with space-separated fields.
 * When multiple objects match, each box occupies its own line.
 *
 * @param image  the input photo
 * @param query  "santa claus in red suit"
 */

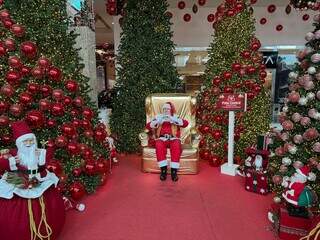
xmin=146 ymin=102 xmax=188 ymax=181
xmin=0 ymin=121 xmax=65 ymax=240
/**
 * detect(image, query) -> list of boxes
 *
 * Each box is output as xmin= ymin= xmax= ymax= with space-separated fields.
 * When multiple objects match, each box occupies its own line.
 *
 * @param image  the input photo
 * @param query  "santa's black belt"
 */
xmin=12 ymin=166 xmax=45 ymax=175
xmin=160 ymin=134 xmax=173 ymax=139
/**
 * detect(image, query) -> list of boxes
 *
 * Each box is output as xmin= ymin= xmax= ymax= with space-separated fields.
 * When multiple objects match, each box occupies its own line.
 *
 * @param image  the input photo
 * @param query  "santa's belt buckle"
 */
xmin=28 ymin=169 xmax=38 ymax=175
xmin=161 ymin=134 xmax=172 ymax=139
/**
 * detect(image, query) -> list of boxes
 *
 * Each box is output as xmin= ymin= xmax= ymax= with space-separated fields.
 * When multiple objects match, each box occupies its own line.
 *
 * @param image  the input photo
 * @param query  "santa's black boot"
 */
xmin=171 ymin=168 xmax=179 ymax=182
xmin=160 ymin=166 xmax=167 ymax=181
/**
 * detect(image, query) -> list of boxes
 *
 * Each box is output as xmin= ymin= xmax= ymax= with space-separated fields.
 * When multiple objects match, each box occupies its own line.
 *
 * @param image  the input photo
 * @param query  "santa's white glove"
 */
xmin=150 ymin=116 xmax=161 ymax=128
xmin=244 ymin=156 xmax=252 ymax=167
xmin=8 ymin=156 xmax=18 ymax=171
xmin=281 ymin=177 xmax=290 ymax=188
xmin=169 ymin=115 xmax=183 ymax=126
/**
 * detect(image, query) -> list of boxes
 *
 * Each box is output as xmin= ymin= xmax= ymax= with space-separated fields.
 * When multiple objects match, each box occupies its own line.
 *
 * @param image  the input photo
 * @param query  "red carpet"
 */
xmin=59 ymin=154 xmax=278 ymax=240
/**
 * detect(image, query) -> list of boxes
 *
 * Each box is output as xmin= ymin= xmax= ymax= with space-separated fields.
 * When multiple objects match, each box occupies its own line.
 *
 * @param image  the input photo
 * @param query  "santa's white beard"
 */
xmin=290 ymin=174 xmax=307 ymax=184
xmin=17 ymin=143 xmax=38 ymax=169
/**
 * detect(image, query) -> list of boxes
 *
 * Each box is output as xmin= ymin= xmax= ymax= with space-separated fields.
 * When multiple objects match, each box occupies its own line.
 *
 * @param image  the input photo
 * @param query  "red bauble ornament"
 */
xmin=51 ymin=103 xmax=64 ymax=116
xmin=27 ymin=83 xmax=39 ymax=94
xmin=254 ymin=85 xmax=261 ymax=93
xmin=20 ymin=41 xmax=37 ymax=58
xmin=198 ymin=0 xmax=206 ymax=6
xmin=223 ymin=71 xmax=232 ymax=80
xmin=1 ymin=134 xmax=12 ymax=145
xmin=9 ymin=104 xmax=23 ymax=117
xmin=67 ymin=142 xmax=79 ymax=155
xmin=39 ymin=99 xmax=51 ymax=111
xmin=96 ymin=123 xmax=106 ymax=130
xmin=4 ymin=38 xmax=15 ymax=51
xmin=84 ymin=129 xmax=94 ymax=138
xmin=73 ymin=96 xmax=84 ymax=107
xmin=212 ymin=76 xmax=222 ymax=86
xmin=0 ymin=9 xmax=10 ymax=19
xmin=1 ymin=84 xmax=14 ymax=97
xmin=276 ymin=24 xmax=283 ymax=31
xmin=183 ymin=13 xmax=191 ymax=22
xmin=247 ymin=92 xmax=255 ymax=99
xmin=65 ymin=79 xmax=79 ymax=92
xmin=82 ymin=148 xmax=93 ymax=159
xmin=200 ymin=149 xmax=210 ymax=160
xmin=259 ymin=70 xmax=267 ymax=79
xmin=96 ymin=161 xmax=107 ymax=174
xmin=5 ymin=70 xmax=21 ymax=85
xmin=0 ymin=101 xmax=8 ymax=114
xmin=0 ymin=42 xmax=6 ymax=56
xmin=200 ymin=125 xmax=210 ymax=134
xmin=61 ymin=123 xmax=76 ymax=137
xmin=10 ymin=24 xmax=25 ymax=37
xmin=31 ymin=66 xmax=45 ymax=79
xmin=211 ymin=129 xmax=223 ymax=140
xmin=55 ymin=136 xmax=68 ymax=148
xmin=72 ymin=168 xmax=82 ymax=177
xmin=178 ymin=1 xmax=186 ymax=9
xmin=82 ymin=119 xmax=92 ymax=129
xmin=95 ymin=128 xmax=107 ymax=142
xmin=251 ymin=42 xmax=261 ymax=51
xmin=63 ymin=96 xmax=72 ymax=105
xmin=47 ymin=119 xmax=56 ymax=128
xmin=207 ymin=14 xmax=214 ymax=22
xmin=52 ymin=89 xmax=64 ymax=101
xmin=0 ymin=115 xmax=9 ymax=127
xmin=82 ymin=107 xmax=94 ymax=120
xmin=8 ymin=56 xmax=22 ymax=69
xmin=223 ymin=86 xmax=233 ymax=93
xmin=19 ymin=92 xmax=33 ymax=105
xmin=227 ymin=10 xmax=235 ymax=17
xmin=85 ymin=160 xmax=96 ymax=175
xmin=246 ymin=66 xmax=256 ymax=74
xmin=72 ymin=119 xmax=81 ymax=128
xmin=2 ymin=18 xmax=14 ymax=29
xmin=217 ymin=4 xmax=225 ymax=13
xmin=232 ymin=63 xmax=241 ymax=72
xmin=21 ymin=66 xmax=31 ymax=76
xmin=267 ymin=4 xmax=276 ymax=13
xmin=37 ymin=57 xmax=51 ymax=69
xmin=259 ymin=18 xmax=267 ymax=25
xmin=241 ymin=50 xmax=251 ymax=59
xmin=70 ymin=109 xmax=79 ymax=117
xmin=69 ymin=182 xmax=86 ymax=200
xmin=302 ymin=14 xmax=309 ymax=21
xmin=47 ymin=66 xmax=62 ymax=81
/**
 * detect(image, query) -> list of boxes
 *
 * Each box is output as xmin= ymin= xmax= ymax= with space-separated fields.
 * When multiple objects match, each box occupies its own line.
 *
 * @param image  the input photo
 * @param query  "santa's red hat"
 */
xmin=296 ymin=166 xmax=310 ymax=178
xmin=11 ymin=120 xmax=34 ymax=144
xmin=162 ymin=102 xmax=175 ymax=116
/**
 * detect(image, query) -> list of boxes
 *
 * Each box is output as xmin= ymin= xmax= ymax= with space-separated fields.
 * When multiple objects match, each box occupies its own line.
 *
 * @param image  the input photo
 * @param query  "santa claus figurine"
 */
xmin=0 ymin=121 xmax=65 ymax=240
xmin=146 ymin=102 xmax=188 ymax=181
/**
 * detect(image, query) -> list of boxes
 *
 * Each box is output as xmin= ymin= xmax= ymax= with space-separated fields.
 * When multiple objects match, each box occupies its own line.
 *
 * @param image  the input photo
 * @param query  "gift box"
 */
xmin=278 ymin=206 xmax=313 ymax=240
xmin=244 ymin=168 xmax=268 ymax=195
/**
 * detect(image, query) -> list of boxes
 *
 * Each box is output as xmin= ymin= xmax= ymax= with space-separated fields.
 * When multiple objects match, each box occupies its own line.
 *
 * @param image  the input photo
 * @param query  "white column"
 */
xmin=221 ymin=111 xmax=239 ymax=176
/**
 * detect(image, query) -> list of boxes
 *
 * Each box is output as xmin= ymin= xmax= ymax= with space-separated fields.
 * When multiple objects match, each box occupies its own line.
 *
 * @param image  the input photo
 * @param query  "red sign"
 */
xmin=216 ymin=93 xmax=247 ymax=111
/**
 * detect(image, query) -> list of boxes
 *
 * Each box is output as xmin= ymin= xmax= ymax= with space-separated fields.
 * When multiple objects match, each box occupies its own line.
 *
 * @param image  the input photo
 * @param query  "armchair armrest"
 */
xmin=139 ymin=129 xmax=149 ymax=147
xmin=190 ymin=128 xmax=201 ymax=149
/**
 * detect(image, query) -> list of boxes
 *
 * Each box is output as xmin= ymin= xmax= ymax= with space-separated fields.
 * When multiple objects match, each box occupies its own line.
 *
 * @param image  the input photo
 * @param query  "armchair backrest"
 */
xmin=145 ymin=93 xmax=196 ymax=145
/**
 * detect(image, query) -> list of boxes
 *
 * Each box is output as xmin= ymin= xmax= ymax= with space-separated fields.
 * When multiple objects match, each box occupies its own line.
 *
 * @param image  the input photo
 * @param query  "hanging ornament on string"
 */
xmin=276 ymin=24 xmax=283 ymax=31
xmin=207 ymin=14 xmax=214 ymax=22
xmin=267 ymin=4 xmax=276 ymax=13
xmin=183 ymin=13 xmax=191 ymax=22
xmin=260 ymin=18 xmax=267 ymax=25
xmin=192 ymin=4 xmax=198 ymax=14
xmin=198 ymin=0 xmax=206 ymax=6
xmin=178 ymin=1 xmax=186 ymax=9
xmin=285 ymin=4 xmax=291 ymax=14
xmin=303 ymin=14 xmax=310 ymax=21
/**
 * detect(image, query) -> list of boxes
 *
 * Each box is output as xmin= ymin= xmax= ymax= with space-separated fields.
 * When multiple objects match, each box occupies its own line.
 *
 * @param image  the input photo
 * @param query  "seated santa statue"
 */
xmin=0 ymin=121 xmax=65 ymax=240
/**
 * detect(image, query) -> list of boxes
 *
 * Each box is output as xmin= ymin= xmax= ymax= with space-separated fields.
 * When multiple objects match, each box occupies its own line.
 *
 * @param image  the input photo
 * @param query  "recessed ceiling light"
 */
xmin=112 ymin=22 xmax=114 ymax=25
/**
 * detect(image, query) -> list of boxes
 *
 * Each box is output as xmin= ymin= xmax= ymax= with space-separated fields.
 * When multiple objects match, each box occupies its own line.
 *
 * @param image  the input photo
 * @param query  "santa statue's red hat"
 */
xmin=11 ymin=120 xmax=34 ymax=144
xmin=296 ymin=166 xmax=310 ymax=178
xmin=162 ymin=102 xmax=176 ymax=116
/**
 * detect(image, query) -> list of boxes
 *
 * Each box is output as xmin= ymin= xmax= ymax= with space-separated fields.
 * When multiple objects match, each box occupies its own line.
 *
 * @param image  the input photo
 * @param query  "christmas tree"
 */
xmin=268 ymin=14 xmax=320 ymax=209
xmin=0 ymin=0 xmax=109 ymax=200
xmin=110 ymin=0 xmax=182 ymax=153
xmin=196 ymin=0 xmax=270 ymax=166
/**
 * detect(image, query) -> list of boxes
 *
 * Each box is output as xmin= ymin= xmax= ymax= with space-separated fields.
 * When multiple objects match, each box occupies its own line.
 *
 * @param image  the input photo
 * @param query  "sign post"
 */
xmin=217 ymin=93 xmax=247 ymax=176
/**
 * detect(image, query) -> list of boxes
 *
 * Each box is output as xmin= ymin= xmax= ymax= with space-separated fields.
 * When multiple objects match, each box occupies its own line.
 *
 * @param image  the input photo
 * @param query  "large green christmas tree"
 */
xmin=110 ymin=0 xmax=182 ymax=153
xmin=0 ymin=0 xmax=109 ymax=199
xmin=196 ymin=0 xmax=270 ymax=165
xmin=268 ymin=15 xmax=320 ymax=210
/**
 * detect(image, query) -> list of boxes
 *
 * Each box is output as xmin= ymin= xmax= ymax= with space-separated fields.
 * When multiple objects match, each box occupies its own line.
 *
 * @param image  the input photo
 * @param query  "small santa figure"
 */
xmin=0 ymin=121 xmax=65 ymax=240
xmin=268 ymin=166 xmax=317 ymax=222
xmin=146 ymin=102 xmax=188 ymax=181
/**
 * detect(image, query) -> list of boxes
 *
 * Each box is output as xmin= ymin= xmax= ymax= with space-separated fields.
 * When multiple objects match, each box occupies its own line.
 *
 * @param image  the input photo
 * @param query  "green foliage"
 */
xmin=110 ymin=0 xmax=181 ymax=152
xmin=196 ymin=1 xmax=271 ymax=163
xmin=0 ymin=0 xmax=108 ymax=197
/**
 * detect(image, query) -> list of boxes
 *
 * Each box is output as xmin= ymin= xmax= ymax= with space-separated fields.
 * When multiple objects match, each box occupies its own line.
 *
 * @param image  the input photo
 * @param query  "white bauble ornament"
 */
xmin=311 ymin=53 xmax=320 ymax=63
xmin=315 ymin=112 xmax=320 ymax=120
xmin=282 ymin=157 xmax=292 ymax=166
xmin=317 ymin=91 xmax=320 ymax=100
xmin=288 ymin=145 xmax=297 ymax=154
xmin=273 ymin=196 xmax=281 ymax=203
xmin=298 ymin=97 xmax=308 ymax=105
xmin=304 ymin=81 xmax=315 ymax=90
xmin=308 ymin=66 xmax=317 ymax=75
xmin=316 ymin=72 xmax=320 ymax=80
xmin=282 ymin=106 xmax=289 ymax=113
xmin=305 ymin=32 xmax=315 ymax=41
xmin=289 ymin=72 xmax=298 ymax=79
xmin=307 ymin=92 xmax=315 ymax=100
xmin=315 ymin=30 xmax=320 ymax=39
